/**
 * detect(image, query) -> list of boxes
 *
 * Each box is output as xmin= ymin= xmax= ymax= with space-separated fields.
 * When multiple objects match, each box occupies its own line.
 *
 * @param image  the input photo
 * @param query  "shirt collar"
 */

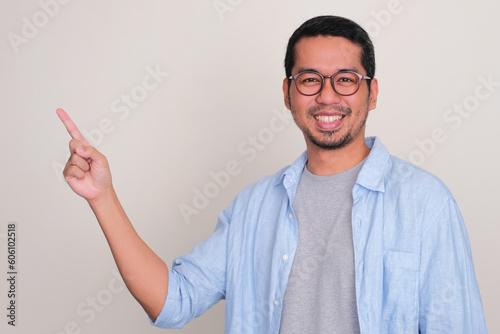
xmin=277 ymin=136 xmax=390 ymax=193
xmin=356 ymin=136 xmax=389 ymax=193
xmin=276 ymin=150 xmax=308 ymax=188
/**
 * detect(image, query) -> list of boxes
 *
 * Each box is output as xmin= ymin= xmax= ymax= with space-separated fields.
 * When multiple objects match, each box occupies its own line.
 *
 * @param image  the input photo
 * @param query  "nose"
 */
xmin=315 ymin=76 xmax=341 ymax=105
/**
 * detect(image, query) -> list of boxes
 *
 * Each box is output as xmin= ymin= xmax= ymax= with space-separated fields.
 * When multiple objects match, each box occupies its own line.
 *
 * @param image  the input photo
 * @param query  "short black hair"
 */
xmin=284 ymin=16 xmax=375 ymax=84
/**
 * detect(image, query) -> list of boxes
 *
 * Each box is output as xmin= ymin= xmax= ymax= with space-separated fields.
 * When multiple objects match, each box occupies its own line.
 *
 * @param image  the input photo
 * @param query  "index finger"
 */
xmin=56 ymin=108 xmax=90 ymax=146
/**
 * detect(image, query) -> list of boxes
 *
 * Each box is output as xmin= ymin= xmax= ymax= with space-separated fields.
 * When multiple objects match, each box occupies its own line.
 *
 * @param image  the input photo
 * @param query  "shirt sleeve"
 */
xmin=418 ymin=197 xmax=487 ymax=333
xmin=151 ymin=208 xmax=231 ymax=329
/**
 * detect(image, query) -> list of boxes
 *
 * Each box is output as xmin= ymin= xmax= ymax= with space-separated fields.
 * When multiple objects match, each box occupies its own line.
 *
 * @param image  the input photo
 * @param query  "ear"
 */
xmin=368 ymin=78 xmax=379 ymax=111
xmin=282 ymin=78 xmax=291 ymax=110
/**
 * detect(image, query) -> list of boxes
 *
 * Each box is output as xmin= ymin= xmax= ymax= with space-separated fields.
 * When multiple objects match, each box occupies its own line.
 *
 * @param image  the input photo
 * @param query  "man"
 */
xmin=57 ymin=15 xmax=487 ymax=333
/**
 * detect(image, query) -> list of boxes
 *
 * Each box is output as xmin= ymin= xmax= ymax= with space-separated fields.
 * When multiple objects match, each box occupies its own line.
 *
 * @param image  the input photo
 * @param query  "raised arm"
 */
xmin=56 ymin=108 xmax=168 ymax=322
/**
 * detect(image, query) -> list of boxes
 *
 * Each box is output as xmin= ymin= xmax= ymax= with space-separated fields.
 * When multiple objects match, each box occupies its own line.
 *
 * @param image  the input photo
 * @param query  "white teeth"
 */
xmin=314 ymin=115 xmax=343 ymax=123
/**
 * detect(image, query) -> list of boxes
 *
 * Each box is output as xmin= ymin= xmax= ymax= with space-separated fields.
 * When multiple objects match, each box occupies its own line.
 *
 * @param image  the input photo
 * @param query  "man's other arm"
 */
xmin=418 ymin=196 xmax=487 ymax=333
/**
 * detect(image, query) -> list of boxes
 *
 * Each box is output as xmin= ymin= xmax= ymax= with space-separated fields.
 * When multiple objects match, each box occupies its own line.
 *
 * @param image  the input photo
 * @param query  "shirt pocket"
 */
xmin=382 ymin=250 xmax=419 ymax=324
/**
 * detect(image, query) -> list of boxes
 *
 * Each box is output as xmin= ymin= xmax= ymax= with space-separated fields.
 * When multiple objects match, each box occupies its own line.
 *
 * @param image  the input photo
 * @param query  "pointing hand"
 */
xmin=56 ymin=108 xmax=113 ymax=202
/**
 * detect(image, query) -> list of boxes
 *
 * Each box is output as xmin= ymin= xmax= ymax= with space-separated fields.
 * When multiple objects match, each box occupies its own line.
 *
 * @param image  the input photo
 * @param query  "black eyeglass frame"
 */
xmin=288 ymin=70 xmax=372 ymax=96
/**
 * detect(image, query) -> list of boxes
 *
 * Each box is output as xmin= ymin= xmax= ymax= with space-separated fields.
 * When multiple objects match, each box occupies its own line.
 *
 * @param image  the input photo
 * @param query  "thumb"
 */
xmin=76 ymin=145 xmax=108 ymax=167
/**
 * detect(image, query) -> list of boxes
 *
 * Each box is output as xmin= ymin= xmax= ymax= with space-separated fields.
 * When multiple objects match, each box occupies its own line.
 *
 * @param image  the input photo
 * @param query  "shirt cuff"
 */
xmin=149 ymin=270 xmax=183 ymax=329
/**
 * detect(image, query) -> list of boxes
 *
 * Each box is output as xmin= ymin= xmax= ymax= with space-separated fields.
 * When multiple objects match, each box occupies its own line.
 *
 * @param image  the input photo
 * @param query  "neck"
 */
xmin=305 ymin=137 xmax=370 ymax=176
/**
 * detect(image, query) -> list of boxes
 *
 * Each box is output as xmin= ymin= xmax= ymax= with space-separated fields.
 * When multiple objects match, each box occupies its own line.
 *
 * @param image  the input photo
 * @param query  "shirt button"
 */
xmin=282 ymin=255 xmax=289 ymax=261
xmin=288 ymin=213 xmax=293 ymax=219
xmin=273 ymin=300 xmax=279 ymax=306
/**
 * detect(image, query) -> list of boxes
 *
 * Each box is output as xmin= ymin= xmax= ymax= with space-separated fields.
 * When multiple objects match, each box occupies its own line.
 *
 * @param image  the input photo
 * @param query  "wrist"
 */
xmin=88 ymin=187 xmax=118 ymax=210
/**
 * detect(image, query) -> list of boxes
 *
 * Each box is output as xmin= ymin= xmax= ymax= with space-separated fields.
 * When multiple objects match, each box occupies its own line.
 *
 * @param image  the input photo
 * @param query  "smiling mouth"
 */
xmin=314 ymin=115 xmax=343 ymax=123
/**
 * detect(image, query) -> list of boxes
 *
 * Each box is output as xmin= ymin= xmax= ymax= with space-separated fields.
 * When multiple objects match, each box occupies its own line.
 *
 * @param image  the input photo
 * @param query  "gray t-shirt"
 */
xmin=279 ymin=160 xmax=364 ymax=334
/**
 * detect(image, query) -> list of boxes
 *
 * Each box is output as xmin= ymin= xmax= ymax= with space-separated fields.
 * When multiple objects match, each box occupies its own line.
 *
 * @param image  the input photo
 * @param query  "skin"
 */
xmin=283 ymin=36 xmax=379 ymax=175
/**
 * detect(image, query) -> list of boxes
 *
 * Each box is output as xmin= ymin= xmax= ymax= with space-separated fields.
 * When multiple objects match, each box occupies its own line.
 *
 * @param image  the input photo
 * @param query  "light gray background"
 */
xmin=1 ymin=0 xmax=499 ymax=333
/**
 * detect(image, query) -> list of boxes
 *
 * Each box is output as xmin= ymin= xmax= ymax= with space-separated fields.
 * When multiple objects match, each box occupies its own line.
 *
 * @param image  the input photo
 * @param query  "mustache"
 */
xmin=307 ymin=104 xmax=352 ymax=116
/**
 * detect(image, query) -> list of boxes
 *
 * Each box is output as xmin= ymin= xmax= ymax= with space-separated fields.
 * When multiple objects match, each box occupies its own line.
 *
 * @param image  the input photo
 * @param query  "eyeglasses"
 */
xmin=289 ymin=70 xmax=371 ymax=96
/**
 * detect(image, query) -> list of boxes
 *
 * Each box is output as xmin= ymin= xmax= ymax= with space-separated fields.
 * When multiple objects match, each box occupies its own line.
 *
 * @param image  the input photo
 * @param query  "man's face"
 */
xmin=283 ymin=36 xmax=378 ymax=151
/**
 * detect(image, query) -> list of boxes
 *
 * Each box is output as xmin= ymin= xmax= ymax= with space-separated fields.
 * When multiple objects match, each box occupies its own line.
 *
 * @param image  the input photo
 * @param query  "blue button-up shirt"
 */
xmin=153 ymin=137 xmax=487 ymax=333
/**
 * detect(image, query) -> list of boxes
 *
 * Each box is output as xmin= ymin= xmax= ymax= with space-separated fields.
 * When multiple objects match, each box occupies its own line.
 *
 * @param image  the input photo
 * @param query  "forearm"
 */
xmin=88 ymin=188 xmax=169 ymax=322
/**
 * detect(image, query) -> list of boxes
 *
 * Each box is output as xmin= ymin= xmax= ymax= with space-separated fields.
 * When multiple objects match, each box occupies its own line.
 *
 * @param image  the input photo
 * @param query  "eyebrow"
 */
xmin=295 ymin=67 xmax=360 ymax=74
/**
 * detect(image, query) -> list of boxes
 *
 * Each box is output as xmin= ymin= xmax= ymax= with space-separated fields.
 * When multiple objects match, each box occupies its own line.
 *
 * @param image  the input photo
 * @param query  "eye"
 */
xmin=335 ymin=73 xmax=358 ymax=86
xmin=336 ymin=76 xmax=354 ymax=83
xmin=304 ymin=77 xmax=319 ymax=82
xmin=298 ymin=73 xmax=322 ymax=85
